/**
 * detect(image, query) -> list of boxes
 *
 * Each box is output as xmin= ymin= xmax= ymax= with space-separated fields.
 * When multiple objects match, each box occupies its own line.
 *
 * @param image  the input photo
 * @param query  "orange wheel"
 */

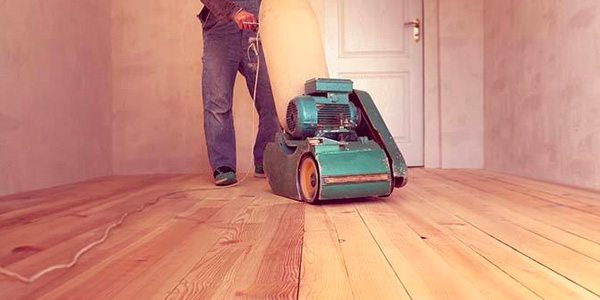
xmin=298 ymin=156 xmax=320 ymax=203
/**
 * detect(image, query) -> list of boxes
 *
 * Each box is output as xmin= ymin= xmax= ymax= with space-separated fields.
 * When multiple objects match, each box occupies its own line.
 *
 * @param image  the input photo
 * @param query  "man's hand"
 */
xmin=233 ymin=10 xmax=258 ymax=31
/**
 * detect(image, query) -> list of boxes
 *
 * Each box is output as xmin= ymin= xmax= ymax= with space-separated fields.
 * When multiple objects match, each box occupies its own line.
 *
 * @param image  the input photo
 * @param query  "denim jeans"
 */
xmin=200 ymin=0 xmax=279 ymax=172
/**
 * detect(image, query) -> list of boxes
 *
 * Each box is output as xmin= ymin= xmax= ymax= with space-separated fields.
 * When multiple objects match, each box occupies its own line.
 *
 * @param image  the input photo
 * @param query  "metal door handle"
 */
xmin=404 ymin=18 xmax=421 ymax=43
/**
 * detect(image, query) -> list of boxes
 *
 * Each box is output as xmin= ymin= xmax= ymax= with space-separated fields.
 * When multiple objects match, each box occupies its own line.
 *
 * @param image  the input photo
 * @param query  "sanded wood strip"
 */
xmin=321 ymin=203 xmax=412 ymax=300
xmin=298 ymin=205 xmax=354 ymax=300
xmin=356 ymin=200 xmax=487 ymax=300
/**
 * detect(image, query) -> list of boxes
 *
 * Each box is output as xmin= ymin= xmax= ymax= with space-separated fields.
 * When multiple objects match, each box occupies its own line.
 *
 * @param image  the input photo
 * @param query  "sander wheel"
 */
xmin=298 ymin=155 xmax=320 ymax=203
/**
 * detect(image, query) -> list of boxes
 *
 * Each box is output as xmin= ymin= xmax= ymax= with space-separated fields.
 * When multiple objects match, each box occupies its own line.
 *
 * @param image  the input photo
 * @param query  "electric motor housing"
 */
xmin=286 ymin=96 xmax=360 ymax=139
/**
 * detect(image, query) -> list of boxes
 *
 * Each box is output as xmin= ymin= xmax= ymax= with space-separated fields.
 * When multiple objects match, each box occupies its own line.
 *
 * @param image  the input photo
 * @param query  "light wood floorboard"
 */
xmin=1 ymin=169 xmax=599 ymax=300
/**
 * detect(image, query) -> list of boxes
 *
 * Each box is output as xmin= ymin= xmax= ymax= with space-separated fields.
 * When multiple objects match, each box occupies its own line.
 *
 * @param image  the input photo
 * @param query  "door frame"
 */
xmin=423 ymin=0 xmax=442 ymax=168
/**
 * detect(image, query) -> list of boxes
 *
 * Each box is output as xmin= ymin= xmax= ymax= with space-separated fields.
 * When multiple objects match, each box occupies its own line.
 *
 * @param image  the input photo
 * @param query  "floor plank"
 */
xmin=39 ymin=192 xmax=255 ymax=300
xmin=1 ymin=169 xmax=600 ymax=300
xmin=423 ymin=169 xmax=600 ymax=261
xmin=409 ymin=169 xmax=600 ymax=297
xmin=298 ymin=205 xmax=354 ymax=300
xmin=320 ymin=203 xmax=412 ymax=300
xmin=0 ymin=176 xmax=190 ymax=268
xmin=461 ymin=169 xmax=600 ymax=215
xmin=392 ymin=185 xmax=599 ymax=300
xmin=355 ymin=200 xmax=486 ymax=300
xmin=433 ymin=169 xmax=600 ymax=245
xmin=167 ymin=194 xmax=304 ymax=300
xmin=386 ymin=193 xmax=543 ymax=300
xmin=112 ymin=197 xmax=257 ymax=300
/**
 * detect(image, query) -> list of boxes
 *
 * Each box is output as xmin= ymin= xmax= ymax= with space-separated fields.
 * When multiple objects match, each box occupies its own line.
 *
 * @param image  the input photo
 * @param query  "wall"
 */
xmin=425 ymin=0 xmax=484 ymax=168
xmin=0 ymin=1 xmax=112 ymax=196
xmin=0 ymin=0 xmax=485 ymax=196
xmin=423 ymin=0 xmax=442 ymax=167
xmin=111 ymin=0 xmax=485 ymax=173
xmin=111 ymin=1 xmax=258 ymax=174
xmin=484 ymin=0 xmax=600 ymax=189
xmin=0 ymin=0 xmax=488 ymax=196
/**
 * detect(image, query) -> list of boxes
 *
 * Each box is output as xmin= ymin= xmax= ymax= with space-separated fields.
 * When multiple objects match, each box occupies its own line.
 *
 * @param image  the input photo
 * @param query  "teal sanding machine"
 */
xmin=263 ymin=78 xmax=408 ymax=203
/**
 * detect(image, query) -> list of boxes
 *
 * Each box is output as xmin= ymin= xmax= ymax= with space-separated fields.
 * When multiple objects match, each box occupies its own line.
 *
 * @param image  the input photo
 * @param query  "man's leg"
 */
xmin=202 ymin=30 xmax=241 ymax=174
xmin=239 ymin=33 xmax=280 ymax=171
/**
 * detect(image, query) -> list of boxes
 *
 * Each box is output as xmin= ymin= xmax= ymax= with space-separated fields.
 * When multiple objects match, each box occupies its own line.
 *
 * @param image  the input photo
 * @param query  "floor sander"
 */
xmin=263 ymin=78 xmax=408 ymax=203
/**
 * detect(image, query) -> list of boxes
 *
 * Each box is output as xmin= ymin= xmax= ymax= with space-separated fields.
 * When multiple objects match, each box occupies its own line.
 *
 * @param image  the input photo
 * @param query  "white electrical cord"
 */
xmin=0 ymin=29 xmax=263 ymax=284
xmin=236 ymin=28 xmax=262 ymax=185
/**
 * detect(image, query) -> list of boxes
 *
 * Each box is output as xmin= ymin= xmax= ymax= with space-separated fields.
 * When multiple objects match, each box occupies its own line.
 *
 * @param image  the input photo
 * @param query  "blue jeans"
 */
xmin=200 ymin=0 xmax=279 ymax=172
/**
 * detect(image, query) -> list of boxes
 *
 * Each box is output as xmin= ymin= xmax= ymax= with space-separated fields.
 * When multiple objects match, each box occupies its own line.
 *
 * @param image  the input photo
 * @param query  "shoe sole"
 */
xmin=216 ymin=179 xmax=238 ymax=186
xmin=215 ymin=175 xmax=238 ymax=186
xmin=215 ymin=178 xmax=228 ymax=184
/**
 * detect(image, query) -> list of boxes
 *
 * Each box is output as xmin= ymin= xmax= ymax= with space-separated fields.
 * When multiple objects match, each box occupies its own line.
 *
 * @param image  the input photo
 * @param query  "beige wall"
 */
xmin=424 ymin=0 xmax=485 ymax=168
xmin=484 ymin=1 xmax=600 ymax=189
xmin=110 ymin=0 xmax=485 ymax=174
xmin=423 ymin=0 xmax=442 ymax=168
xmin=0 ymin=1 xmax=112 ymax=196
xmin=111 ymin=1 xmax=257 ymax=174
xmin=4 ymin=0 xmax=597 ymax=193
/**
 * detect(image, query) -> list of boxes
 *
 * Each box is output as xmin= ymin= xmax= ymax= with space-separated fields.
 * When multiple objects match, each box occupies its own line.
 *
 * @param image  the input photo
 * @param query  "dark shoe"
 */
xmin=213 ymin=166 xmax=237 ymax=186
xmin=254 ymin=165 xmax=266 ymax=178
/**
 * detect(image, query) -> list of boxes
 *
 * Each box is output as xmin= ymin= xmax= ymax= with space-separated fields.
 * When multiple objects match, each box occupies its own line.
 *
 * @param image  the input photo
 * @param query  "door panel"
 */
xmin=324 ymin=0 xmax=424 ymax=166
xmin=339 ymin=0 xmax=408 ymax=56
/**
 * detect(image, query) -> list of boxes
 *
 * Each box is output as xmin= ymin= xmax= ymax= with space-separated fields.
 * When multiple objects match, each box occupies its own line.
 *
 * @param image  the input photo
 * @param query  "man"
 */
xmin=198 ymin=0 xmax=279 ymax=186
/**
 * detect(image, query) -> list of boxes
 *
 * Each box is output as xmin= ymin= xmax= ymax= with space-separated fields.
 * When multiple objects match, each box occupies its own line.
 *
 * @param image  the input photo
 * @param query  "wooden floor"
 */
xmin=1 ymin=169 xmax=600 ymax=300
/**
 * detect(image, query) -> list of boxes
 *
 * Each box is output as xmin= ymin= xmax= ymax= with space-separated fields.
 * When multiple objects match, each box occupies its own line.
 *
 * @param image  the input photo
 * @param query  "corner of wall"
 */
xmin=424 ymin=0 xmax=442 ymax=168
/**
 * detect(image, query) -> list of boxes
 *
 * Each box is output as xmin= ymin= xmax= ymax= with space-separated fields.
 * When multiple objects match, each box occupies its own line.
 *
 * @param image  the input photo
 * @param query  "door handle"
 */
xmin=404 ymin=18 xmax=421 ymax=43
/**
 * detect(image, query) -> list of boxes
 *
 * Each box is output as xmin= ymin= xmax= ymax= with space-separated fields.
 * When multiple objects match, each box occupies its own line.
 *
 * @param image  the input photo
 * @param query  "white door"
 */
xmin=323 ymin=0 xmax=424 ymax=166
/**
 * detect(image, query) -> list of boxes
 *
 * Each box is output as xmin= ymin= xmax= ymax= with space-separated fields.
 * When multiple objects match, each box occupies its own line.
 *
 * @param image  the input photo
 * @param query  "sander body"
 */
xmin=263 ymin=78 xmax=408 ymax=203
